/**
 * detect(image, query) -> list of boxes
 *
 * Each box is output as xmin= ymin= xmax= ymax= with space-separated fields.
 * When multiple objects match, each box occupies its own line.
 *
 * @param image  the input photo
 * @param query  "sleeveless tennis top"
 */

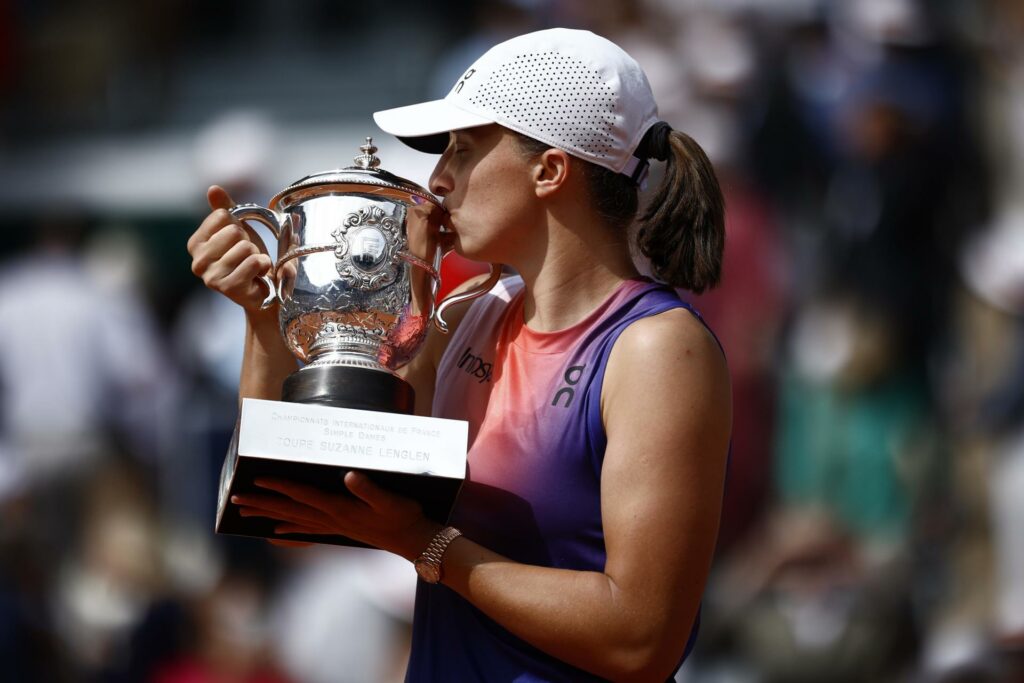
xmin=405 ymin=275 xmax=712 ymax=682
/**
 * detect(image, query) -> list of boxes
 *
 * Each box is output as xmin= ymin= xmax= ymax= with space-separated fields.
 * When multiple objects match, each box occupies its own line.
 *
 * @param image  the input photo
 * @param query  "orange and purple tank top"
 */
xmin=407 ymin=275 xmax=714 ymax=682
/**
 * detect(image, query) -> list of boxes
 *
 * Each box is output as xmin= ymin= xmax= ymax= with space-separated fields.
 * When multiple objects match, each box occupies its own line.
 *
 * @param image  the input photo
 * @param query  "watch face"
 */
xmin=415 ymin=558 xmax=441 ymax=584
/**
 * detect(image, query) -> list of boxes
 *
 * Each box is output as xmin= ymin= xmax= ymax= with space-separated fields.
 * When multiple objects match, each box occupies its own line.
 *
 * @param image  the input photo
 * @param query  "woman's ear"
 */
xmin=533 ymin=148 xmax=571 ymax=198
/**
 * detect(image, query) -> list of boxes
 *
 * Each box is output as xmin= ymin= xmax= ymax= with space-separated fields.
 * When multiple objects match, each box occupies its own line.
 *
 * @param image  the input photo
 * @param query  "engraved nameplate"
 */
xmin=216 ymin=399 xmax=468 ymax=548
xmin=237 ymin=398 xmax=467 ymax=479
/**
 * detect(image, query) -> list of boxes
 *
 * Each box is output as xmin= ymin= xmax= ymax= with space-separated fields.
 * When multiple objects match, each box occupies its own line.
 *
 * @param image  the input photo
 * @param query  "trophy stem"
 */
xmin=281 ymin=364 xmax=415 ymax=415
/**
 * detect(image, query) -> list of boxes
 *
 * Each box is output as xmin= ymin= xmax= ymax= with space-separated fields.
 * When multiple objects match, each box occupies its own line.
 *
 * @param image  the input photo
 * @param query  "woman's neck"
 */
xmin=515 ymin=214 xmax=639 ymax=332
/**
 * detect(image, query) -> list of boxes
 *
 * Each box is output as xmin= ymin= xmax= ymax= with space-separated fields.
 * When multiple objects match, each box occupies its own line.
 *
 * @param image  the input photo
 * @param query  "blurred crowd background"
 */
xmin=1 ymin=0 xmax=1023 ymax=681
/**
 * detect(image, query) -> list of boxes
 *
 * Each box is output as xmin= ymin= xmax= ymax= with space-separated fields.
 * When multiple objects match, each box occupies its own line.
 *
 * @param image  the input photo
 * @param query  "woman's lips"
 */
xmin=441 ymin=208 xmax=458 ymax=233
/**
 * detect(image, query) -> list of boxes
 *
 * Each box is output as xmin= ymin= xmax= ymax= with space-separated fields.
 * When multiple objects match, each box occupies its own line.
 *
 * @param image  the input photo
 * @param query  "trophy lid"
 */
xmin=268 ymin=137 xmax=442 ymax=210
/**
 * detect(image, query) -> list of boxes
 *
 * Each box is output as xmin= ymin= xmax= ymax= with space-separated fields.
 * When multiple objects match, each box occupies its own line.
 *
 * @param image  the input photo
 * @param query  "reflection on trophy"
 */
xmin=215 ymin=138 xmax=500 ymax=547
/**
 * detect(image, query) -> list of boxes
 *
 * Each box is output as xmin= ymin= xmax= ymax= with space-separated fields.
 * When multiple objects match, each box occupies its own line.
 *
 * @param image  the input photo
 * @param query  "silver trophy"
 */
xmin=215 ymin=138 xmax=499 ymax=545
xmin=232 ymin=137 xmax=500 ymax=411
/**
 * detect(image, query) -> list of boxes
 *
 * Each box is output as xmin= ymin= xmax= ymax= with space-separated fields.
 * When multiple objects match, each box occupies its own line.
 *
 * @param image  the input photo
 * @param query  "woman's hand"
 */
xmin=187 ymin=185 xmax=275 ymax=313
xmin=231 ymin=471 xmax=440 ymax=560
xmin=188 ymin=185 xmax=295 ymax=399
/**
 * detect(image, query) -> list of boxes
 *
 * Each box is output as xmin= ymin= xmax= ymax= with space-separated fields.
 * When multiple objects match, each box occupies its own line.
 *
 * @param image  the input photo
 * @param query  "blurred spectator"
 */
xmin=701 ymin=288 xmax=930 ymax=683
xmin=0 ymin=215 xmax=173 ymax=529
xmin=674 ymin=6 xmax=788 ymax=555
xmin=0 ymin=215 xmax=180 ymax=680
xmin=270 ymin=548 xmax=415 ymax=683
xmin=920 ymin=4 xmax=1024 ymax=679
xmin=690 ymin=174 xmax=788 ymax=553
xmin=427 ymin=0 xmax=539 ymax=99
xmin=53 ymin=456 xmax=163 ymax=676
xmin=149 ymin=568 xmax=293 ymax=683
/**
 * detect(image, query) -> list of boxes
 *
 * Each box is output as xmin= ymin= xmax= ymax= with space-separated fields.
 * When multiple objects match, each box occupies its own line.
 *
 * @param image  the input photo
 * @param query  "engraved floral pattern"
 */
xmin=331 ymin=205 xmax=407 ymax=290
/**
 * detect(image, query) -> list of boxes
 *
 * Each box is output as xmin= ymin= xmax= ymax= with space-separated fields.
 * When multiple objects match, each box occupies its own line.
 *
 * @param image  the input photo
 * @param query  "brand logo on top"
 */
xmin=551 ymin=365 xmax=586 ymax=408
xmin=453 ymin=67 xmax=476 ymax=95
xmin=457 ymin=346 xmax=492 ymax=383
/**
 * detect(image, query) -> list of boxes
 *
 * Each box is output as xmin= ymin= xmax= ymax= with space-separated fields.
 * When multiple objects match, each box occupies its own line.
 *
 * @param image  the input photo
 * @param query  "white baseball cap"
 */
xmin=373 ymin=28 xmax=661 ymax=182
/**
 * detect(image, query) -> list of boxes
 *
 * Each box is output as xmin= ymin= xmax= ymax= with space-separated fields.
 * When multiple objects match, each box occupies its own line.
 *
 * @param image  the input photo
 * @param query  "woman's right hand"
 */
xmin=187 ymin=185 xmax=275 ymax=313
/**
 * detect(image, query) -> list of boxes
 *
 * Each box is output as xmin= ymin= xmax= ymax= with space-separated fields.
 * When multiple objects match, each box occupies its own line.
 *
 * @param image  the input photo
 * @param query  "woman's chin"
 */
xmin=450 ymin=236 xmax=478 ymax=260
xmin=446 ymin=232 xmax=505 ymax=265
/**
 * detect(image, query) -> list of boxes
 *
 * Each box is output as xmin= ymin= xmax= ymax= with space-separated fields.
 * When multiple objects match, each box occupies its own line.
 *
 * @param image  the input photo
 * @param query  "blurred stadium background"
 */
xmin=1 ymin=0 xmax=1023 ymax=681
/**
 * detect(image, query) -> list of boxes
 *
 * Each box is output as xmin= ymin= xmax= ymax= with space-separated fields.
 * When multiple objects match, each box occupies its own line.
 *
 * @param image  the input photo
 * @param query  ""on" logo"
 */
xmin=454 ymin=68 xmax=476 ymax=94
xmin=551 ymin=365 xmax=586 ymax=408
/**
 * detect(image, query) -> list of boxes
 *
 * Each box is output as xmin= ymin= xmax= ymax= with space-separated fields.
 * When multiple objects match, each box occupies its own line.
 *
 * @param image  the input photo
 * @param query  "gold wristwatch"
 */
xmin=414 ymin=526 xmax=462 ymax=584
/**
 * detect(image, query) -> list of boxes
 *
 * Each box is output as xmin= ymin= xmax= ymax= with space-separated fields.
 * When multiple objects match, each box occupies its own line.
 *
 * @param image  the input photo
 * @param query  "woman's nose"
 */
xmin=429 ymin=159 xmax=452 ymax=198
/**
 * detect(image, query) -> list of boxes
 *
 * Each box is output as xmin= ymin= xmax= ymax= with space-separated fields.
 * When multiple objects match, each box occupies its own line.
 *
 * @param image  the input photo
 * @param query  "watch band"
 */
xmin=414 ymin=526 xmax=462 ymax=584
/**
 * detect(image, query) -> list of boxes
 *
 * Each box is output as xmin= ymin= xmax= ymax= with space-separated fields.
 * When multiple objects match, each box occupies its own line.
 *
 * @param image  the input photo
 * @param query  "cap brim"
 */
xmin=373 ymin=99 xmax=493 ymax=154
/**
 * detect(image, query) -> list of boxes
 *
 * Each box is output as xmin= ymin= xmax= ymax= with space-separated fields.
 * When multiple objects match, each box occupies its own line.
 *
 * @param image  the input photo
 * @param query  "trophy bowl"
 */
xmin=231 ymin=137 xmax=500 ymax=413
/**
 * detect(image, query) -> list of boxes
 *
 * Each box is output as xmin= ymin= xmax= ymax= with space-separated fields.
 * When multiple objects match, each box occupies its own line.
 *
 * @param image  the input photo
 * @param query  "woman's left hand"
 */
xmin=231 ymin=471 xmax=440 ymax=559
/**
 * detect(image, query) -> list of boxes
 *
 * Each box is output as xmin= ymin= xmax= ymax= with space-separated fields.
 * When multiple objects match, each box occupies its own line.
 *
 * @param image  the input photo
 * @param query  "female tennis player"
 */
xmin=188 ymin=28 xmax=731 ymax=683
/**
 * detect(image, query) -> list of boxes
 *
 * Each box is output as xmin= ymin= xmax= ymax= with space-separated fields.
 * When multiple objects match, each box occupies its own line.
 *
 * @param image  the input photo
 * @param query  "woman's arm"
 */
xmin=236 ymin=307 xmax=731 ymax=681
xmin=238 ymin=306 xmax=297 ymax=401
xmin=435 ymin=308 xmax=731 ymax=680
xmin=188 ymin=185 xmax=298 ymax=401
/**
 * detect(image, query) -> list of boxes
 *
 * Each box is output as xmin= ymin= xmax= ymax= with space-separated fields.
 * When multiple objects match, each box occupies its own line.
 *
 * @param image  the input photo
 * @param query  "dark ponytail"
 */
xmin=513 ymin=125 xmax=725 ymax=293
xmin=636 ymin=126 xmax=725 ymax=294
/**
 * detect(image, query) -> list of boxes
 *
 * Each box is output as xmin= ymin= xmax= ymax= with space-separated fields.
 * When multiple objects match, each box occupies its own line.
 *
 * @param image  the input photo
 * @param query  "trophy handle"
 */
xmin=229 ymin=204 xmax=285 ymax=310
xmin=432 ymin=262 xmax=503 ymax=334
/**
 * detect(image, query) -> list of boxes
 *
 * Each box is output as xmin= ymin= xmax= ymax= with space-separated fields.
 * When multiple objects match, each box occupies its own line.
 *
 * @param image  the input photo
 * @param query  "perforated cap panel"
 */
xmin=468 ymin=52 xmax=618 ymax=160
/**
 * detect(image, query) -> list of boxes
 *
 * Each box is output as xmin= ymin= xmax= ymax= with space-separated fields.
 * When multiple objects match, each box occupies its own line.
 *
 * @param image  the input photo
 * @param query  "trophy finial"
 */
xmin=354 ymin=137 xmax=381 ymax=169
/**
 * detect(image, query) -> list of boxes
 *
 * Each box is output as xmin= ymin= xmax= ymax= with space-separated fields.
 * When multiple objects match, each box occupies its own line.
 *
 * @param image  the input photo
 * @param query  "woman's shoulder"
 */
xmin=600 ymin=304 xmax=732 ymax=461
xmin=625 ymin=304 xmax=724 ymax=355
xmin=608 ymin=305 xmax=729 ymax=399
